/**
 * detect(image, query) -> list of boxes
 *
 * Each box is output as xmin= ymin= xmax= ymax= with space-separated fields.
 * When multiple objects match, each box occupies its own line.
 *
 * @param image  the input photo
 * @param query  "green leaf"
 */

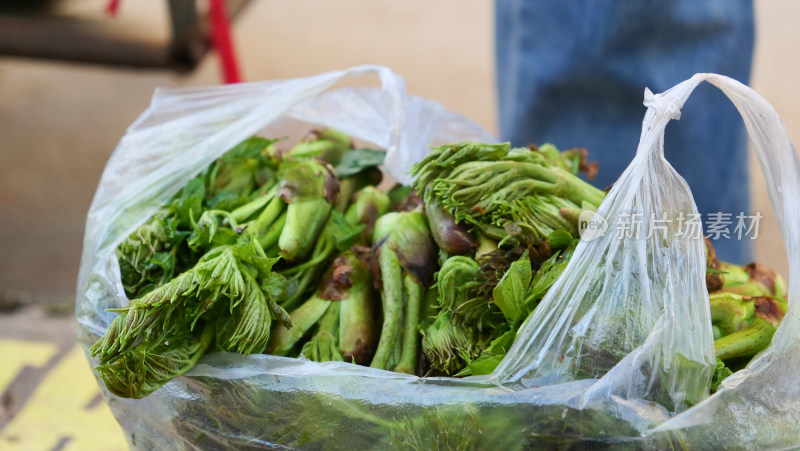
xmin=260 ymin=271 xmax=287 ymax=301
xmin=329 ymin=210 xmax=365 ymax=251
xmin=188 ymin=211 xmax=239 ymax=252
xmin=410 ymin=142 xmax=511 ymax=194
xmin=711 ymin=358 xmax=733 ymax=393
xmin=221 ymin=137 xmax=276 ymax=163
xmin=206 ymin=190 xmax=243 ymax=211
xmin=148 ymin=252 xmax=175 ymax=272
xmin=287 ymin=140 xmax=330 ymax=160
xmin=492 ymin=253 xmax=532 ymax=324
xmin=457 ymin=329 xmax=516 ymax=376
xmin=546 ymin=229 xmax=572 ymax=251
xmin=300 ymin=302 xmax=343 ymax=362
xmin=176 ymin=177 xmax=205 ymax=227
xmin=334 ymin=148 xmax=386 ymax=178
xmin=524 ymin=243 xmax=575 ymax=314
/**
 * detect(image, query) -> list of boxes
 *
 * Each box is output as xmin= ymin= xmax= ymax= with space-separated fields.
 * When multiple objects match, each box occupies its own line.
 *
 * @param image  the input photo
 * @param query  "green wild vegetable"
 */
xmin=93 ymin=235 xmax=289 ymax=398
xmin=277 ymin=159 xmax=340 ymax=261
xmin=425 ymin=200 xmax=476 ymax=255
xmin=301 ymin=301 xmax=344 ymax=362
xmin=435 ymin=256 xmax=486 ymax=327
xmin=269 ymin=291 xmax=332 ymax=357
xmin=371 ymin=211 xmax=437 ymax=373
xmin=411 ymin=142 xmax=604 ymax=246
xmin=285 ymin=128 xmax=352 ymax=165
xmin=205 ymin=137 xmax=280 ymax=209
xmin=280 ymin=184 xmax=387 ymax=311
xmin=344 ymin=186 xmax=391 ymax=244
xmin=714 ymin=296 xmax=787 ymax=361
xmin=421 ymin=312 xmax=491 ymax=376
xmin=335 ymin=250 xmax=378 ymax=364
xmin=710 ymin=358 xmax=733 ymax=393
xmin=105 ymin=133 xmax=789 ymax=413
xmin=334 ymin=147 xmax=386 ymax=178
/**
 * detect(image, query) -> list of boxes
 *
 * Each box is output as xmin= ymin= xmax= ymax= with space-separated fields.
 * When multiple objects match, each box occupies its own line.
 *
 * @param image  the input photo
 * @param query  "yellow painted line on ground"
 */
xmin=0 ymin=346 xmax=128 ymax=450
xmin=0 ymin=340 xmax=57 ymax=394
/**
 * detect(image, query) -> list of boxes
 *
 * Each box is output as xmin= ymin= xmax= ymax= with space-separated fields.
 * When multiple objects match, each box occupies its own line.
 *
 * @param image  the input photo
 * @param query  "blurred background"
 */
xmin=0 ymin=1 xmax=797 ymax=446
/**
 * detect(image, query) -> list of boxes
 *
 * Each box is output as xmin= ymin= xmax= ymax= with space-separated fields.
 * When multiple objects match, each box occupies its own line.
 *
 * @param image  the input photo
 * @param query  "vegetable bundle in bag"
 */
xmin=77 ymin=67 xmax=800 ymax=449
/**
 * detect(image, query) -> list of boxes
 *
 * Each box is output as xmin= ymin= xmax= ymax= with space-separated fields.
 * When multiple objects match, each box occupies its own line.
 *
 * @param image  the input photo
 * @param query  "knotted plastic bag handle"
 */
xmin=645 ymin=75 xmax=800 ymax=446
xmin=492 ymin=74 xmax=800 ymax=422
xmin=644 ymin=74 xmax=800 ymax=327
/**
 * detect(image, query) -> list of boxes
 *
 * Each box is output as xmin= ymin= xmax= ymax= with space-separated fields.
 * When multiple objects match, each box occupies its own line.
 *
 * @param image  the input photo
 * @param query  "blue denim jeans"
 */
xmin=496 ymin=0 xmax=755 ymax=263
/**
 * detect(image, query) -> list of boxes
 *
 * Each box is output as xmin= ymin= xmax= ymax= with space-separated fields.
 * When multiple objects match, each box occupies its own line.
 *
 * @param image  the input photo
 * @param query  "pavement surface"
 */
xmin=0 ymin=305 xmax=127 ymax=449
xmin=0 ymin=1 xmax=798 ymax=449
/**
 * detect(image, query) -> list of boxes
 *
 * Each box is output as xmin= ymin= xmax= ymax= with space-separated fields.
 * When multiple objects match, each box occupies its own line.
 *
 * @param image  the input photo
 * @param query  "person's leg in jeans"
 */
xmin=496 ymin=0 xmax=754 ymax=263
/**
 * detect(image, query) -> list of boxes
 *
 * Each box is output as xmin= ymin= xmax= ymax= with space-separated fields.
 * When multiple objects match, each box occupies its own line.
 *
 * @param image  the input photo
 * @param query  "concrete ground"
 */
xmin=0 ymin=0 xmax=798 ymax=447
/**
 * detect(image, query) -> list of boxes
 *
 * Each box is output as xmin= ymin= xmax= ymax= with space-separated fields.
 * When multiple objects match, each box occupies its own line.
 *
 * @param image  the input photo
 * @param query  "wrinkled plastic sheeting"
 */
xmin=76 ymin=65 xmax=495 ymax=337
xmin=490 ymin=83 xmax=717 ymax=413
xmin=650 ymin=74 xmax=800 ymax=449
xmin=105 ymin=353 xmax=686 ymax=450
xmin=78 ymin=69 xmax=800 ymax=449
xmin=493 ymin=73 xmax=800 ymax=448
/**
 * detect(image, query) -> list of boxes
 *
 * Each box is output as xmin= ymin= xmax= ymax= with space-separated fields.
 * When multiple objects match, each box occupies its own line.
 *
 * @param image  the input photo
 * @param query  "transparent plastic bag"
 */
xmin=77 ymin=68 xmax=800 ymax=449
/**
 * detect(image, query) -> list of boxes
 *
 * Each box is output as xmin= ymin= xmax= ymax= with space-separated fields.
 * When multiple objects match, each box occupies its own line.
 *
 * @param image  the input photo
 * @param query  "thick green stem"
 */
xmin=720 ymin=283 xmax=771 ymax=297
xmin=338 ymin=256 xmax=377 ymax=365
xmin=230 ymin=187 xmax=277 ymax=223
xmin=257 ymin=211 xmax=286 ymax=250
xmin=370 ymin=250 xmax=404 ymax=370
xmin=388 ymin=334 xmax=403 ymax=370
xmin=279 ymin=197 xmax=331 ymax=261
xmin=720 ymin=262 xmax=750 ymax=288
xmin=269 ymin=295 xmax=331 ymax=356
xmin=301 ymin=302 xmax=343 ymax=362
xmin=393 ymin=274 xmax=424 ymax=374
xmin=715 ymin=317 xmax=775 ymax=361
xmin=334 ymin=167 xmax=385 ymax=214
xmin=250 ymin=194 xmax=285 ymax=235
xmin=278 ymin=234 xmax=336 ymax=312
xmin=344 ymin=186 xmax=390 ymax=244
xmin=281 ymin=235 xmax=335 ymax=276
xmin=264 ymin=242 xmax=280 ymax=258
xmin=709 ymin=293 xmax=754 ymax=336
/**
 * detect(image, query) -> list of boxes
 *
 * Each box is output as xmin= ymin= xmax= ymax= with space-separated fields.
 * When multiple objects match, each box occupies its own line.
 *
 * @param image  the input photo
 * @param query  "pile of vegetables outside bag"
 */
xmin=91 ymin=129 xmax=787 ymax=401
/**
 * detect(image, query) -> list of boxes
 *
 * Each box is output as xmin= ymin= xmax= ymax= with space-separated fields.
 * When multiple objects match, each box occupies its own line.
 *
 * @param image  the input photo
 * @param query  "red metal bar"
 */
xmin=208 ymin=0 xmax=242 ymax=83
xmin=105 ymin=0 xmax=121 ymax=17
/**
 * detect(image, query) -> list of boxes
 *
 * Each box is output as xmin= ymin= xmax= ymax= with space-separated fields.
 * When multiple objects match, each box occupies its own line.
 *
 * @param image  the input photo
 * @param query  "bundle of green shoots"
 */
xmin=409 ymin=141 xmax=604 ymax=376
xmin=704 ymin=238 xmax=788 ymax=391
xmin=92 ymin=131 xmax=787 ymax=401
